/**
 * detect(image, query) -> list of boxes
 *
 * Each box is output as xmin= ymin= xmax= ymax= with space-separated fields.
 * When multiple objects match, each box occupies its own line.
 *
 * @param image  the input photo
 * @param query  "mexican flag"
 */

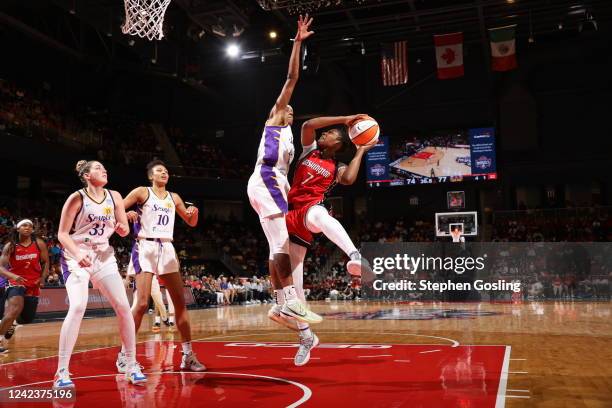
xmin=489 ymin=25 xmax=517 ymax=71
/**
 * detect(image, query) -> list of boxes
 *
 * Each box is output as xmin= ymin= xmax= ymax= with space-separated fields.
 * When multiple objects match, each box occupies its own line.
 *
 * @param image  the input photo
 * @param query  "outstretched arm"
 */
xmin=301 ymin=114 xmax=368 ymax=146
xmin=268 ymin=14 xmax=314 ymax=124
xmin=337 ymin=144 xmax=375 ymax=185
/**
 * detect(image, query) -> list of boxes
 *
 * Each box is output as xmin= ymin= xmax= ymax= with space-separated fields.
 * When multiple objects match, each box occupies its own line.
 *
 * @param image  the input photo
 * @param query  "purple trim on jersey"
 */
xmin=131 ymin=242 xmax=142 ymax=274
xmin=259 ymin=126 xmax=288 ymax=213
xmin=0 ymin=276 xmax=6 ymax=288
xmin=260 ymin=165 xmax=288 ymax=214
xmin=132 ymin=206 xmax=143 ymax=238
xmin=59 ymin=251 xmax=70 ymax=283
xmin=262 ymin=126 xmax=282 ymax=166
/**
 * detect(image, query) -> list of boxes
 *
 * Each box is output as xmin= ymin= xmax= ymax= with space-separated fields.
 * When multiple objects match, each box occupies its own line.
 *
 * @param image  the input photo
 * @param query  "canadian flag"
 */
xmin=434 ymin=32 xmax=464 ymax=80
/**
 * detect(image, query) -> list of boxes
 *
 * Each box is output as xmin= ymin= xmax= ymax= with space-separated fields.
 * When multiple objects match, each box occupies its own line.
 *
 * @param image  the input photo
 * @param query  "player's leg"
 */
xmin=118 ymin=270 xmax=152 ymax=373
xmin=261 ymin=214 xmax=321 ymax=324
xmin=16 ymin=295 xmax=38 ymax=324
xmin=95 ymin=268 xmax=146 ymax=384
xmin=150 ymin=276 xmax=168 ymax=331
xmin=55 ymin=273 xmax=90 ymax=388
xmin=261 ymin=219 xmax=285 ymax=305
xmin=0 ymin=288 xmax=24 ymax=352
xmin=290 ymin=242 xmax=319 ymax=366
xmin=305 ymin=205 xmax=372 ymax=276
xmin=166 ymin=287 xmax=175 ymax=327
xmin=132 ymin=272 xmax=154 ymax=331
xmin=162 ymin=272 xmax=206 ymax=371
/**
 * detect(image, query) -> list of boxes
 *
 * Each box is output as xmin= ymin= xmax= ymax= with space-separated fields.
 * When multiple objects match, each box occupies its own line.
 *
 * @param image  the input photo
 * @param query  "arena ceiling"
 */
xmin=1 ymin=1 xmax=611 ymax=78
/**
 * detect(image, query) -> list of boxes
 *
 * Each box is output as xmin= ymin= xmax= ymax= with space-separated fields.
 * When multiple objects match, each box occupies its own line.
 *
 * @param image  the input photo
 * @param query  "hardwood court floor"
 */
xmin=1 ymin=301 xmax=611 ymax=407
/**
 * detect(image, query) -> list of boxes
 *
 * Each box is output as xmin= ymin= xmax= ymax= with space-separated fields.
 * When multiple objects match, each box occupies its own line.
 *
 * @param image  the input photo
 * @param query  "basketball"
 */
xmin=349 ymin=116 xmax=380 ymax=146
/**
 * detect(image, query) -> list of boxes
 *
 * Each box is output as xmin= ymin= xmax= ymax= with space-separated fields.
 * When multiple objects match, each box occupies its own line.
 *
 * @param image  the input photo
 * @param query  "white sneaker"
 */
xmin=268 ymin=304 xmax=299 ymax=331
xmin=180 ymin=352 xmax=206 ymax=372
xmin=116 ymin=352 xmax=127 ymax=374
xmin=53 ymin=368 xmax=74 ymax=389
xmin=126 ymin=364 xmax=147 ymax=385
xmin=281 ymin=299 xmax=323 ymax=324
xmin=294 ymin=333 xmax=319 ymax=367
xmin=346 ymin=254 xmax=372 ymax=277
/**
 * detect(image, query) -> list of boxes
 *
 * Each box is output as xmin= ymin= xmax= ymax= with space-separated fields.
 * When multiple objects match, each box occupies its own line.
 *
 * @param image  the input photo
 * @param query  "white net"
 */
xmin=122 ymin=0 xmax=171 ymax=41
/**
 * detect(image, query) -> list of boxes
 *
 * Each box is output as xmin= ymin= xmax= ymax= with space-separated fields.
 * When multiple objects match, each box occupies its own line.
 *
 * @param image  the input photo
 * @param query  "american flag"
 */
xmin=381 ymin=41 xmax=408 ymax=86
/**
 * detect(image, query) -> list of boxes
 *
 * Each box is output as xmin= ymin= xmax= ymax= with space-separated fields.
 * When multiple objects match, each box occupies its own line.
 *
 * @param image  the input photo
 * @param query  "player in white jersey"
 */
xmin=117 ymin=160 xmax=205 ymax=372
xmin=54 ymin=160 xmax=146 ymax=389
xmin=246 ymin=14 xmax=321 ymax=325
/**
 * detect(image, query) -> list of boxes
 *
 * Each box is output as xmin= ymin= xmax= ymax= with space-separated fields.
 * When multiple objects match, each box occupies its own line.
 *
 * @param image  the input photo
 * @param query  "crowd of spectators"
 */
xmin=492 ymin=207 xmax=611 ymax=242
xmin=168 ymin=127 xmax=251 ymax=179
xmin=0 ymin=78 xmax=251 ymax=179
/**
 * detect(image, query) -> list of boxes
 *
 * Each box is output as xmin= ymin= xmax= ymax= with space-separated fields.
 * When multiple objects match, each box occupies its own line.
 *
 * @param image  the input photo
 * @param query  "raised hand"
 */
xmin=344 ymin=114 xmax=370 ymax=126
xmin=295 ymin=14 xmax=314 ymax=42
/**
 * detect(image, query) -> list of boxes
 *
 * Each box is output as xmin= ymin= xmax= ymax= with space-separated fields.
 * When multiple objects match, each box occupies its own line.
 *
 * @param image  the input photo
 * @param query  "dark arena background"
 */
xmin=1 ymin=0 xmax=611 ymax=407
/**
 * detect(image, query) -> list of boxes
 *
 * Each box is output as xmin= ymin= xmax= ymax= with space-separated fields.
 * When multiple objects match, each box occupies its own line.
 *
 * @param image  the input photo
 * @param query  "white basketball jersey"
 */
xmin=134 ymin=188 xmax=176 ymax=240
xmin=253 ymin=125 xmax=295 ymax=178
xmin=71 ymin=189 xmax=116 ymax=247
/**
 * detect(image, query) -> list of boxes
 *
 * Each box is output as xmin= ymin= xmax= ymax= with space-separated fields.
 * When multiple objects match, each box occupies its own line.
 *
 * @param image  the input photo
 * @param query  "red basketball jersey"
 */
xmin=9 ymin=241 xmax=42 ymax=287
xmin=288 ymin=149 xmax=340 ymax=210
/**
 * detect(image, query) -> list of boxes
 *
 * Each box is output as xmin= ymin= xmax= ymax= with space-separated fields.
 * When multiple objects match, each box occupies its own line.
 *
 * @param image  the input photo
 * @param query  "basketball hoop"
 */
xmin=122 ymin=0 xmax=171 ymax=41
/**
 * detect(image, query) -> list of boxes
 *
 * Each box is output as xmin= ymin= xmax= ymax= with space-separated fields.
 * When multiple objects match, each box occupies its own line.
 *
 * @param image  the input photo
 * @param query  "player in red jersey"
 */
xmin=281 ymin=115 xmax=374 ymax=366
xmin=0 ymin=219 xmax=49 ymax=353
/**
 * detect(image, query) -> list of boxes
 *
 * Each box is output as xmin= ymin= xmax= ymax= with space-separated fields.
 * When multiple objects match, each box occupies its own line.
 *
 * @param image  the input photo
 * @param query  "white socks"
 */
xmin=274 ymin=289 xmax=285 ymax=306
xmin=283 ymin=285 xmax=298 ymax=302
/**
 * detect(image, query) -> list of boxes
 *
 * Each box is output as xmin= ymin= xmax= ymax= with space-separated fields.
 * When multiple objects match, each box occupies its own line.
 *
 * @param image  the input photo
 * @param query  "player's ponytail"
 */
xmin=75 ymin=160 xmax=93 ymax=186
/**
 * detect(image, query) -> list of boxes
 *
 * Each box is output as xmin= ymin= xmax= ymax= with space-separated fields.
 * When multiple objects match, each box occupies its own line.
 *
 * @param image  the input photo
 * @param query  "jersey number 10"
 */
xmin=157 ymin=215 xmax=170 ymax=226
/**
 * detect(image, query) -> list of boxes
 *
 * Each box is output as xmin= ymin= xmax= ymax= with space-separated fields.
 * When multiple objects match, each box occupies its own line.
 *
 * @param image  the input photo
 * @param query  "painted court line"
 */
xmin=419 ymin=349 xmax=441 ymax=354
xmin=495 ymin=345 xmax=512 ymax=408
xmin=357 ymin=355 xmax=392 ymax=358
xmin=194 ymin=331 xmax=461 ymax=347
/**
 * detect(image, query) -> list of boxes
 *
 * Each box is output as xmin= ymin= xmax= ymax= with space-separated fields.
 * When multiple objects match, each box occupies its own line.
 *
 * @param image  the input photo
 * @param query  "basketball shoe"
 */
xmin=294 ymin=333 xmax=319 ymax=366
xmin=53 ymin=368 xmax=74 ymax=389
xmin=126 ymin=363 xmax=147 ymax=385
xmin=346 ymin=252 xmax=373 ymax=277
xmin=281 ymin=299 xmax=322 ymax=324
xmin=268 ymin=304 xmax=299 ymax=331
xmin=180 ymin=352 xmax=206 ymax=371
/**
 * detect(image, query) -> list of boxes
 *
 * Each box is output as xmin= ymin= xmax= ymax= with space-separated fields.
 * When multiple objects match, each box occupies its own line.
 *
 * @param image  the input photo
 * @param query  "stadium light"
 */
xmin=226 ymin=44 xmax=240 ymax=58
